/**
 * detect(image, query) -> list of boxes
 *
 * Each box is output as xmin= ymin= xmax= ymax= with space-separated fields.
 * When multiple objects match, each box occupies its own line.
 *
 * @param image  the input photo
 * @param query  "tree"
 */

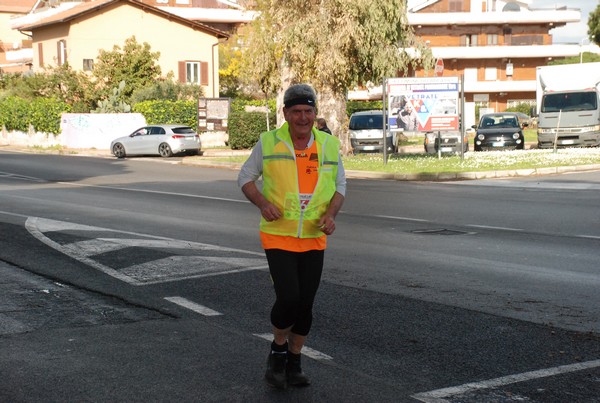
xmin=588 ymin=3 xmax=600 ymax=46
xmin=241 ymin=0 xmax=433 ymax=153
xmin=130 ymin=79 xmax=204 ymax=104
xmin=93 ymin=36 xmax=161 ymax=103
xmin=219 ymin=30 xmax=245 ymax=98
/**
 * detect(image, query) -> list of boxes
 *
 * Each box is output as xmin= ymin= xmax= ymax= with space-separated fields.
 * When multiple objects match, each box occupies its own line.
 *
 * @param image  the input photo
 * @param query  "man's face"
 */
xmin=284 ymin=105 xmax=316 ymax=137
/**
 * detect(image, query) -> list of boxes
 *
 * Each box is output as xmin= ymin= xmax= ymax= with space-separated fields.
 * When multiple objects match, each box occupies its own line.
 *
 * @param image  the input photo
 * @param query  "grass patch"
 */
xmin=202 ymin=147 xmax=600 ymax=174
xmin=343 ymin=148 xmax=600 ymax=174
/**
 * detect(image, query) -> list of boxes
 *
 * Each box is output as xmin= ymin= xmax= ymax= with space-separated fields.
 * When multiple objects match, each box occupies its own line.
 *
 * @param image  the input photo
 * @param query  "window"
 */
xmin=485 ymin=67 xmax=497 ymax=81
xmin=178 ymin=60 xmax=209 ymax=85
xmin=57 ymin=40 xmax=67 ymax=66
xmin=148 ymin=126 xmax=166 ymax=135
xmin=503 ymin=27 xmax=512 ymax=46
xmin=487 ymin=34 xmax=498 ymax=45
xmin=187 ymin=61 xmax=200 ymax=84
xmin=449 ymin=0 xmax=463 ymax=12
xmin=461 ymin=34 xmax=478 ymax=47
xmin=83 ymin=59 xmax=94 ymax=71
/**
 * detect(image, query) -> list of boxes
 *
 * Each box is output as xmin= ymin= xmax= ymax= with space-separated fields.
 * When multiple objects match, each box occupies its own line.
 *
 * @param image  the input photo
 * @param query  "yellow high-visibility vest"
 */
xmin=260 ymin=122 xmax=340 ymax=238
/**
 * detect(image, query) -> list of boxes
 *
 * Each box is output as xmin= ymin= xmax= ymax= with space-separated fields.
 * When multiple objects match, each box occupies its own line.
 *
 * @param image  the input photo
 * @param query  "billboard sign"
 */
xmin=387 ymin=77 xmax=459 ymax=133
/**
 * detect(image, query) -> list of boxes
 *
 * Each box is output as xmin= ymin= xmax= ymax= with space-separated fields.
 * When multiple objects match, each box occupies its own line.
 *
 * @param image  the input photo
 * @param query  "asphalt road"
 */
xmin=0 ymin=150 xmax=599 ymax=402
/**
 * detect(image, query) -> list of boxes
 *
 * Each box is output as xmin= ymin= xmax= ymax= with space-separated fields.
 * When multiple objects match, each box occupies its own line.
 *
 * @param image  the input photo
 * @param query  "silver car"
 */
xmin=111 ymin=124 xmax=201 ymax=158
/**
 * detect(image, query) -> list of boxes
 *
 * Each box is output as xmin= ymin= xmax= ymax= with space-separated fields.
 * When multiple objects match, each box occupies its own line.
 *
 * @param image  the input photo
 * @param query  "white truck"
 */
xmin=536 ymin=62 xmax=600 ymax=149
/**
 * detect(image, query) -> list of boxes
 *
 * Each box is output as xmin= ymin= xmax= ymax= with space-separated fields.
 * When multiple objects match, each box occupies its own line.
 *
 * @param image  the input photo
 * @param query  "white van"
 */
xmin=348 ymin=110 xmax=393 ymax=153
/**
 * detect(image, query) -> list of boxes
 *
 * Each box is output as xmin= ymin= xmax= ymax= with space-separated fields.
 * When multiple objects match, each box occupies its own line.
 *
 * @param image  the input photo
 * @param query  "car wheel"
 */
xmin=112 ymin=143 xmax=126 ymax=158
xmin=158 ymin=143 xmax=173 ymax=158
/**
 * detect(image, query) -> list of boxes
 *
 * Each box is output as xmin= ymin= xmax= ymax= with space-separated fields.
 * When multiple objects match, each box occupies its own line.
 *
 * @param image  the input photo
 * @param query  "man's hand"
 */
xmin=241 ymin=182 xmax=281 ymax=222
xmin=318 ymin=215 xmax=336 ymax=235
xmin=260 ymin=202 xmax=282 ymax=222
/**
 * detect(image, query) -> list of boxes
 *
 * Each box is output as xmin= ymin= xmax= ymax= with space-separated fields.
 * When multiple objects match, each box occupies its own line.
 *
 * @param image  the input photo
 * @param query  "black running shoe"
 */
xmin=265 ymin=352 xmax=287 ymax=389
xmin=286 ymin=352 xmax=310 ymax=386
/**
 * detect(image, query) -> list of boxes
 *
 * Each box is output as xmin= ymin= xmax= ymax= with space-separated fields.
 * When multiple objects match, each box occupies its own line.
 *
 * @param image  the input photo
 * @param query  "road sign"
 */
xmin=435 ymin=58 xmax=444 ymax=77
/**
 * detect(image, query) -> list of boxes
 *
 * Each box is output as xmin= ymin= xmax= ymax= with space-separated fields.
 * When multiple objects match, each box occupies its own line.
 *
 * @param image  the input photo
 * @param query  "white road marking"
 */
xmin=466 ymin=224 xmax=525 ymax=232
xmin=254 ymin=333 xmax=333 ymax=361
xmin=25 ymin=217 xmax=267 ymax=285
xmin=164 ymin=296 xmax=222 ymax=316
xmin=56 ymin=181 xmax=250 ymax=204
xmin=373 ymin=215 xmax=429 ymax=222
xmin=411 ymin=358 xmax=600 ymax=402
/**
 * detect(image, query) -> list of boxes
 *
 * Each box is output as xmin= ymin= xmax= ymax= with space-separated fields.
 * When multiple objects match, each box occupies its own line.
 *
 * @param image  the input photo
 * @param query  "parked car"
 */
xmin=472 ymin=113 xmax=527 ymax=152
xmin=111 ymin=125 xmax=201 ymax=158
xmin=424 ymin=131 xmax=468 ymax=154
xmin=348 ymin=110 xmax=393 ymax=153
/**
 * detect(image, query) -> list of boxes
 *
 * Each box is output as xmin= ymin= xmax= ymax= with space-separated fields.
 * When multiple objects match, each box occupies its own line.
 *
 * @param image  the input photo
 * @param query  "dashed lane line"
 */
xmin=465 ymin=224 xmax=525 ymax=232
xmin=160 ymin=300 xmax=333 ymax=360
xmin=164 ymin=296 xmax=222 ymax=316
xmin=411 ymin=358 xmax=600 ymax=402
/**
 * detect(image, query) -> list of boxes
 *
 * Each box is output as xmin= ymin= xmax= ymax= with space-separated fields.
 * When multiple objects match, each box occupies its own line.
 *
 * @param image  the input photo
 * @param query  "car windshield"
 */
xmin=172 ymin=127 xmax=195 ymax=134
xmin=479 ymin=116 xmax=519 ymax=128
xmin=541 ymin=91 xmax=597 ymax=113
xmin=349 ymin=114 xmax=383 ymax=130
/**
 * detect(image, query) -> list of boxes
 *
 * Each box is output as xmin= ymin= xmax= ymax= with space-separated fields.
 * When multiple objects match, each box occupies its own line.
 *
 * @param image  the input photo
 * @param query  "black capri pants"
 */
xmin=265 ymin=248 xmax=324 ymax=336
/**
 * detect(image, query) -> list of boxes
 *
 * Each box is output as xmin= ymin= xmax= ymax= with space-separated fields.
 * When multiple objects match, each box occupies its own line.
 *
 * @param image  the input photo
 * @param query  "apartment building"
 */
xmin=0 ymin=0 xmax=37 ymax=73
xmin=409 ymin=0 xmax=582 ymax=126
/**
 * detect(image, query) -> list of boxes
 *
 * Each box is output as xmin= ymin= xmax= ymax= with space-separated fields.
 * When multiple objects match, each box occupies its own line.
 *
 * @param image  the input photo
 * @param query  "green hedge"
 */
xmin=132 ymin=100 xmax=197 ymax=128
xmin=0 ymin=95 xmax=379 ymax=141
xmin=228 ymin=110 xmax=276 ymax=149
xmin=0 ymin=96 xmax=69 ymax=134
xmin=347 ymin=100 xmax=382 ymax=116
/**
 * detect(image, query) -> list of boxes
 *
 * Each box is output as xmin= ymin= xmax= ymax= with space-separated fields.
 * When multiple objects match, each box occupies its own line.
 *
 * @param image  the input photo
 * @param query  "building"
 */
xmin=0 ymin=0 xmax=37 ymax=73
xmin=348 ymin=0 xmax=586 ymax=128
xmin=135 ymin=0 xmax=256 ymax=34
xmin=409 ymin=0 xmax=586 ymax=127
xmin=9 ymin=0 xmax=230 ymax=97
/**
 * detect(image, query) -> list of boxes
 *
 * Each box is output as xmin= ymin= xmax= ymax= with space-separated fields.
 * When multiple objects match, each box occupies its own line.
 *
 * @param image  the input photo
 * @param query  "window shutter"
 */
xmin=200 ymin=61 xmax=209 ymax=85
xmin=38 ymin=43 xmax=44 ymax=66
xmin=178 ymin=61 xmax=186 ymax=83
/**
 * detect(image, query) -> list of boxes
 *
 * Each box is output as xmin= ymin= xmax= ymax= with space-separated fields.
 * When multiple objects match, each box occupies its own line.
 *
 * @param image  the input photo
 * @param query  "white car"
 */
xmin=111 ymin=124 xmax=201 ymax=158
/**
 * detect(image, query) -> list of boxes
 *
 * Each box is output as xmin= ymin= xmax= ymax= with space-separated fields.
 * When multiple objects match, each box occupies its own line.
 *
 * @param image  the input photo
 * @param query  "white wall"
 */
xmin=0 ymin=113 xmax=146 ymax=149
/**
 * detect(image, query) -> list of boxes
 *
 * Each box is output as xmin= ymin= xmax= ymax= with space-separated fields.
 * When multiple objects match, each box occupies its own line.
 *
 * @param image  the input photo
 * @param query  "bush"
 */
xmin=228 ymin=110 xmax=276 ymax=149
xmin=347 ymin=100 xmax=383 ymax=116
xmin=0 ymin=96 xmax=69 ymax=134
xmin=506 ymin=102 xmax=534 ymax=116
xmin=30 ymin=98 xmax=71 ymax=133
xmin=132 ymin=100 xmax=197 ymax=128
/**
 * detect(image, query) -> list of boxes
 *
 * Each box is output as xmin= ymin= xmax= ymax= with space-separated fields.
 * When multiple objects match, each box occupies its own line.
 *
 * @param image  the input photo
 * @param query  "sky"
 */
xmin=529 ymin=0 xmax=598 ymax=43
